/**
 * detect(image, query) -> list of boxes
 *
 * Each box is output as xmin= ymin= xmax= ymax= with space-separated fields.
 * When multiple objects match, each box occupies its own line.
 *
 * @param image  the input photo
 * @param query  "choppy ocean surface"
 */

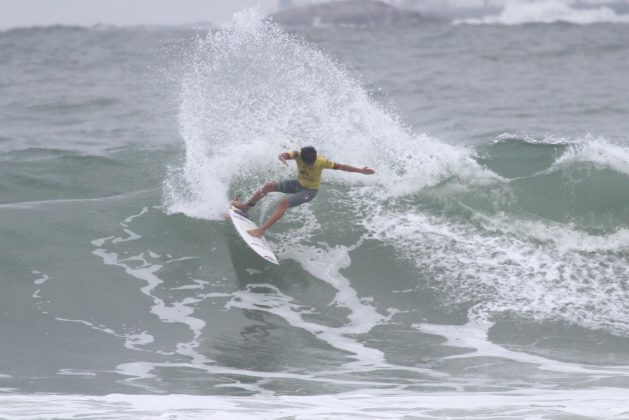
xmin=1 ymin=7 xmax=629 ymax=419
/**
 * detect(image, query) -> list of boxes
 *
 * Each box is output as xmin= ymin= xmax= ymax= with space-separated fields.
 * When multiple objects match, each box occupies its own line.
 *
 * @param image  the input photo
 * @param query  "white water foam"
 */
xmin=364 ymin=205 xmax=629 ymax=338
xmin=55 ymin=317 xmax=155 ymax=352
xmin=31 ymin=270 xmax=51 ymax=314
xmin=89 ymin=205 xmax=412 ymax=393
xmin=224 ymin=231 xmax=446 ymax=383
xmin=225 ymin=280 xmax=387 ymax=368
xmin=470 ymin=208 xmax=629 ymax=253
xmin=1 ymin=389 xmax=628 ymax=419
xmin=32 ymin=270 xmax=49 ymax=285
xmin=415 ymin=321 xmax=629 ymax=376
xmin=87 ymin=206 xmax=247 ymax=390
xmin=456 ymin=1 xmax=629 ymax=25
xmin=92 ymin=236 xmax=213 ymax=362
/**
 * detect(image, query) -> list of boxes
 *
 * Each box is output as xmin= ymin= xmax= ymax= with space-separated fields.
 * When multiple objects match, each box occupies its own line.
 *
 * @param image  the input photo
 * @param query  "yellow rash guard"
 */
xmin=289 ymin=150 xmax=336 ymax=190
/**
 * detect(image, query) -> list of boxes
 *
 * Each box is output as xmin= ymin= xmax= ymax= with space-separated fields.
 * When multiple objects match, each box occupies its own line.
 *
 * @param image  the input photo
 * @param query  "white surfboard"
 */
xmin=228 ymin=206 xmax=279 ymax=265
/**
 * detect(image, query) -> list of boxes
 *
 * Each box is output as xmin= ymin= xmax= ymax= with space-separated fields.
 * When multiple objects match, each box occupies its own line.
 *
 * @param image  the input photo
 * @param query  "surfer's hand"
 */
xmin=278 ymin=154 xmax=288 ymax=166
xmin=362 ymin=167 xmax=375 ymax=175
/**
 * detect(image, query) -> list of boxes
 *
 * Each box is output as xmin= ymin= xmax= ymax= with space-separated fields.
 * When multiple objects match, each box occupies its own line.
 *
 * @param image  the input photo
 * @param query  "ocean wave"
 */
xmin=364 ymin=205 xmax=629 ymax=337
xmin=486 ymin=134 xmax=629 ymax=178
xmin=355 ymin=131 xmax=629 ymax=337
xmin=493 ymin=132 xmax=577 ymax=146
xmin=455 ymin=1 xmax=629 ymax=25
xmin=476 ymin=135 xmax=629 ymax=229
xmin=162 ymin=7 xmax=629 ymax=341
xmin=469 ymin=208 xmax=629 ymax=253
xmin=551 ymin=137 xmax=629 ymax=176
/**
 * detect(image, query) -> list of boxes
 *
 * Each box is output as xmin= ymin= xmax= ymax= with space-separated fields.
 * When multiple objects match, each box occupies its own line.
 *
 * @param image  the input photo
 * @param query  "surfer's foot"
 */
xmin=247 ymin=228 xmax=264 ymax=238
xmin=231 ymin=199 xmax=250 ymax=211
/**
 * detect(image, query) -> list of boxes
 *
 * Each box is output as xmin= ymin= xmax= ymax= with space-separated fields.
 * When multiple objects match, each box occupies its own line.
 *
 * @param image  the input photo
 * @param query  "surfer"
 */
xmin=232 ymin=146 xmax=375 ymax=238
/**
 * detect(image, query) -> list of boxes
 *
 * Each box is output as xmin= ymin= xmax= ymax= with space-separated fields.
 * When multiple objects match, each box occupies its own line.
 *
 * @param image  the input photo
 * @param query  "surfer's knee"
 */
xmin=278 ymin=197 xmax=290 ymax=210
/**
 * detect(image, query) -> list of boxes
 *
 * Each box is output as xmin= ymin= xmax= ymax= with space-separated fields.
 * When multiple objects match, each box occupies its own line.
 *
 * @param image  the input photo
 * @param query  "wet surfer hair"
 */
xmin=300 ymin=146 xmax=317 ymax=165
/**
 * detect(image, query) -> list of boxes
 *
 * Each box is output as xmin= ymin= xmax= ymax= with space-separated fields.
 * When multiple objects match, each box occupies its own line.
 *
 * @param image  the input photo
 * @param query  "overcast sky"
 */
xmin=0 ymin=0 xmax=278 ymax=30
xmin=1 ymin=0 xmax=627 ymax=30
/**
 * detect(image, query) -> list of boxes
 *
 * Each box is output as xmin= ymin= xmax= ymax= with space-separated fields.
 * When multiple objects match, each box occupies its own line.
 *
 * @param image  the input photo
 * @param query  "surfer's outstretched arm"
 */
xmin=278 ymin=152 xmax=294 ymax=167
xmin=335 ymin=163 xmax=375 ymax=175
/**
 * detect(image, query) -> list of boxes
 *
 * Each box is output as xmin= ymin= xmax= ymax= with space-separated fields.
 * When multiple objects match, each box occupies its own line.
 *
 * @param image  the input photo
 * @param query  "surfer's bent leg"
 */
xmin=248 ymin=197 xmax=290 ymax=238
xmin=248 ymin=185 xmax=318 ymax=238
xmin=242 ymin=181 xmax=278 ymax=209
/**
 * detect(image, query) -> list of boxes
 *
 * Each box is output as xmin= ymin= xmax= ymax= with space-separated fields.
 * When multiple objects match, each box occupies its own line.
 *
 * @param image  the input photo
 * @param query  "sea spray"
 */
xmin=163 ymin=8 xmax=487 ymax=219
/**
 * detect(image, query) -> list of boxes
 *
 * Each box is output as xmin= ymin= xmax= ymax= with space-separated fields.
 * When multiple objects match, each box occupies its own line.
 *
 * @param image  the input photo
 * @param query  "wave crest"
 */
xmin=455 ymin=1 xmax=629 ymax=25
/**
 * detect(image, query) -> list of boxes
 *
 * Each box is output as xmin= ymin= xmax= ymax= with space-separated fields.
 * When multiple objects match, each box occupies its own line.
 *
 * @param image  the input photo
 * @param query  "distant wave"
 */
xmin=455 ymin=1 xmax=629 ymax=25
xmin=0 ymin=23 xmax=203 ymax=35
xmin=0 ymin=24 xmax=95 ymax=35
xmin=492 ymin=134 xmax=629 ymax=176
xmin=493 ymin=132 xmax=576 ymax=146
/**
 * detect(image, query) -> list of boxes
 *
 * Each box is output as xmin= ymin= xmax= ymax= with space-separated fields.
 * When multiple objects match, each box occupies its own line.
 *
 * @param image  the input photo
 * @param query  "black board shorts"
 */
xmin=277 ymin=179 xmax=318 ymax=207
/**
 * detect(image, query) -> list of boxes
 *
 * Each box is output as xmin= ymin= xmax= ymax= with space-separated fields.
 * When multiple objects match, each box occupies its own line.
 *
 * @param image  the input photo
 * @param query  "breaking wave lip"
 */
xmin=493 ymin=132 xmax=578 ymax=146
xmin=467 ymin=206 xmax=629 ymax=253
xmin=454 ymin=1 xmax=629 ymax=25
xmin=551 ymin=138 xmax=629 ymax=176
xmin=491 ymin=134 xmax=629 ymax=176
